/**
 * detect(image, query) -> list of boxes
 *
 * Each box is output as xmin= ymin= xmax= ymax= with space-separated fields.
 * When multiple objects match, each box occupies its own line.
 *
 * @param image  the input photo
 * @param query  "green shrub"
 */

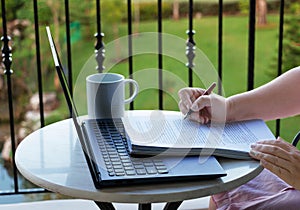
xmin=137 ymin=2 xmax=172 ymax=21
xmin=269 ymin=2 xmax=300 ymax=74
xmin=178 ymin=2 xmax=239 ymax=16
xmin=282 ymin=15 xmax=300 ymax=71
xmin=131 ymin=1 xmax=283 ymax=21
xmin=238 ymin=0 xmax=249 ymax=15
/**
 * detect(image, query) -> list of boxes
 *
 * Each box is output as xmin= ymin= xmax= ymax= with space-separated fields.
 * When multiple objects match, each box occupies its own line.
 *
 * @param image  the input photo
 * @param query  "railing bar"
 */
xmin=188 ymin=0 xmax=193 ymax=34
xmin=158 ymin=0 xmax=163 ymax=110
xmin=275 ymin=0 xmax=285 ymax=137
xmin=65 ymin=0 xmax=73 ymax=97
xmin=187 ymin=0 xmax=195 ymax=87
xmin=0 ymin=188 xmax=48 ymax=196
xmin=32 ymin=2 xmax=46 ymax=193
xmin=96 ymin=0 xmax=101 ymax=37
xmin=1 ymin=0 xmax=19 ymax=194
xmin=247 ymin=0 xmax=256 ymax=91
xmin=95 ymin=0 xmax=105 ymax=73
xmin=218 ymin=0 xmax=223 ymax=95
xmin=0 ymin=0 xmax=7 ymax=33
xmin=33 ymin=0 xmax=45 ymax=128
xmin=127 ymin=0 xmax=134 ymax=110
xmin=0 ymin=0 xmax=290 ymax=198
xmin=188 ymin=0 xmax=193 ymax=87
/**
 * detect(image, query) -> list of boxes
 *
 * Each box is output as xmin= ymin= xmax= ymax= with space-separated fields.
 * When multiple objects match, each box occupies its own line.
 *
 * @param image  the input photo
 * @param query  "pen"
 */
xmin=183 ymin=82 xmax=217 ymax=120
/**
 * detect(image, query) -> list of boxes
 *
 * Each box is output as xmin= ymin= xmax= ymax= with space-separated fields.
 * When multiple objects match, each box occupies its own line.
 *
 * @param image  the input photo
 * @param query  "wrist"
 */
xmin=225 ymin=97 xmax=235 ymax=122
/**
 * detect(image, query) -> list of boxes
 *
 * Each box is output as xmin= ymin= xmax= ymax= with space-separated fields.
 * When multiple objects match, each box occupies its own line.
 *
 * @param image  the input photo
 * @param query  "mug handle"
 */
xmin=124 ymin=79 xmax=139 ymax=104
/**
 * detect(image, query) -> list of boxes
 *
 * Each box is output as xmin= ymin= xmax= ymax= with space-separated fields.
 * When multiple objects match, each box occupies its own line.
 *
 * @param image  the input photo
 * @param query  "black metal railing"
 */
xmin=0 ymin=0 xmax=287 ymax=198
xmin=1 ymin=0 xmax=18 ymax=195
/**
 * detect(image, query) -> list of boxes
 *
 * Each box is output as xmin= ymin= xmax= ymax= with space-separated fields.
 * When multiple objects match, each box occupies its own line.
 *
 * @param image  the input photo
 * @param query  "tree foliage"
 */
xmin=282 ymin=2 xmax=300 ymax=71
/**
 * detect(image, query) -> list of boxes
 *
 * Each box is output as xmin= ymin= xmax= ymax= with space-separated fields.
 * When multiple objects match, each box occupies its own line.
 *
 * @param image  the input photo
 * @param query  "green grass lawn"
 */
xmin=51 ymin=14 xmax=300 ymax=144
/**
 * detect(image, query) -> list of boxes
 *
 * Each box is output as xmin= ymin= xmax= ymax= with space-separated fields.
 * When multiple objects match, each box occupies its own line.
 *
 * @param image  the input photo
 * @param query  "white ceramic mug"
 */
xmin=86 ymin=73 xmax=139 ymax=119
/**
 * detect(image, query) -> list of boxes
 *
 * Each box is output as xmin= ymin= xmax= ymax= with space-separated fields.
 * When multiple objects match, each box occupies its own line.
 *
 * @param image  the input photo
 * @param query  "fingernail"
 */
xmin=260 ymin=159 xmax=266 ymax=166
xmin=250 ymin=143 xmax=256 ymax=148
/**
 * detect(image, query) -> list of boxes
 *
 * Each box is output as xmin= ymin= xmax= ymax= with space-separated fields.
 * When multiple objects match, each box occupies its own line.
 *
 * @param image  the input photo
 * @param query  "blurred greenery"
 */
xmin=1 ymin=0 xmax=300 ymax=143
xmin=67 ymin=14 xmax=300 ymax=143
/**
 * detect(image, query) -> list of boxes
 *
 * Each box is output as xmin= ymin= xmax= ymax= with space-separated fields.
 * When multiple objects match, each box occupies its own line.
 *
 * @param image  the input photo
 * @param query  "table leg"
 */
xmin=93 ymin=201 xmax=182 ymax=210
xmin=138 ymin=203 xmax=151 ymax=210
xmin=94 ymin=201 xmax=116 ymax=210
xmin=163 ymin=201 xmax=183 ymax=210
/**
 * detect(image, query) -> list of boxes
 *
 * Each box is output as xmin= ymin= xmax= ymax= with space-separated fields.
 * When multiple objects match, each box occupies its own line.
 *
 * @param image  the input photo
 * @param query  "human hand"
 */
xmin=250 ymin=137 xmax=300 ymax=190
xmin=178 ymin=87 xmax=226 ymax=124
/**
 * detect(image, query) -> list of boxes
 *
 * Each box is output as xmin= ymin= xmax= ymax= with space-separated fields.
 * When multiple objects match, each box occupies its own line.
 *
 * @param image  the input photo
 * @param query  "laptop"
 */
xmin=46 ymin=26 xmax=226 ymax=188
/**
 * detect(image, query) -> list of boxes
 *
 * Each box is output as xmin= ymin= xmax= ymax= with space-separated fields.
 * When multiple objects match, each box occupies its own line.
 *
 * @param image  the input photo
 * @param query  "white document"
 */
xmin=122 ymin=110 xmax=276 ymax=158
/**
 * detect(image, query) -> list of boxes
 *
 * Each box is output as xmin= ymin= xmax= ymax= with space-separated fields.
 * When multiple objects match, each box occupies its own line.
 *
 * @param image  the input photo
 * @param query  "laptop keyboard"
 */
xmin=92 ymin=119 xmax=169 ymax=177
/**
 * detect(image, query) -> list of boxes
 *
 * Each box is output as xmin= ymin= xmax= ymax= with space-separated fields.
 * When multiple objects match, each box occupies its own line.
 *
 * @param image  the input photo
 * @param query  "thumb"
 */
xmin=190 ymin=95 xmax=211 ymax=111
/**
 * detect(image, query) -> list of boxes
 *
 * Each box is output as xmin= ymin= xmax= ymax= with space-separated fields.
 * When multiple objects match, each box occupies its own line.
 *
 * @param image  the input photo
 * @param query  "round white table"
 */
xmin=15 ymin=110 xmax=263 ymax=209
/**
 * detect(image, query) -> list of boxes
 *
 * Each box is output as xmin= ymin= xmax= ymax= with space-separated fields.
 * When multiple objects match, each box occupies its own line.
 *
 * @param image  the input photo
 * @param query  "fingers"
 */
xmin=178 ymin=88 xmax=202 ymax=101
xmin=249 ymin=137 xmax=300 ymax=188
xmin=249 ymin=142 xmax=292 ymax=185
xmin=251 ymin=150 xmax=295 ymax=189
xmin=250 ymin=146 xmax=292 ymax=171
xmin=178 ymin=88 xmax=205 ymax=114
xmin=181 ymin=95 xmax=211 ymax=123
xmin=190 ymin=95 xmax=211 ymax=111
xmin=261 ymin=156 xmax=300 ymax=190
xmin=178 ymin=88 xmax=226 ymax=123
xmin=178 ymin=90 xmax=191 ymax=114
xmin=178 ymin=99 xmax=190 ymax=114
xmin=189 ymin=109 xmax=211 ymax=124
xmin=255 ymin=137 xmax=295 ymax=152
xmin=260 ymin=158 xmax=291 ymax=182
xmin=250 ymin=139 xmax=291 ymax=161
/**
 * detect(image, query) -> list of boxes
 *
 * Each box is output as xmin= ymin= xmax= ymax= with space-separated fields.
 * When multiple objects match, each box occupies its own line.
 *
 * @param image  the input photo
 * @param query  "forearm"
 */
xmin=226 ymin=66 xmax=300 ymax=122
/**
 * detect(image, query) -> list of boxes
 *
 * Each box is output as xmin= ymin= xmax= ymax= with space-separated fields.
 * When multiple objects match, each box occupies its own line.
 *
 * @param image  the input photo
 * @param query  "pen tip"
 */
xmin=183 ymin=110 xmax=192 ymax=120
